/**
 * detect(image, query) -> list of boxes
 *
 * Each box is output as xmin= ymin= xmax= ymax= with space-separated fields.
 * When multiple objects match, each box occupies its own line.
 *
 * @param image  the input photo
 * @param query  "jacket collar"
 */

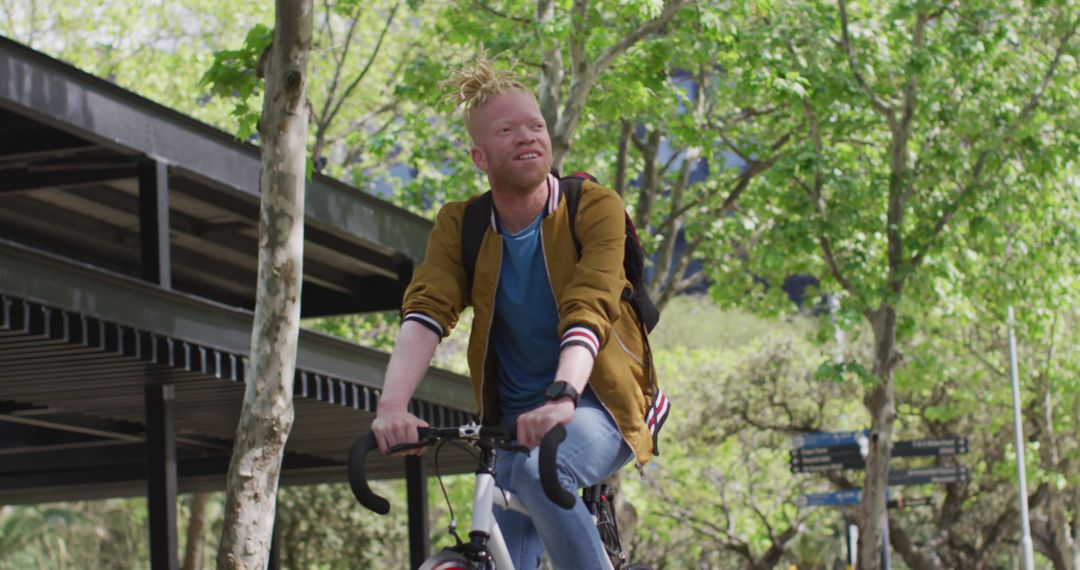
xmin=488 ymin=173 xmax=561 ymax=232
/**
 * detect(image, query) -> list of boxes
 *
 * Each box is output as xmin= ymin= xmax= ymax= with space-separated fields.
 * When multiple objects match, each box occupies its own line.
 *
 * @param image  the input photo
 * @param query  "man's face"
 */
xmin=468 ymin=90 xmax=553 ymax=194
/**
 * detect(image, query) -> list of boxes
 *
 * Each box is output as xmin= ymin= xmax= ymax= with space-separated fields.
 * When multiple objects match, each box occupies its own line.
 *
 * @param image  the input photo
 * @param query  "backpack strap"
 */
xmin=560 ymin=177 xmax=585 ymax=257
xmin=461 ymin=191 xmax=493 ymax=293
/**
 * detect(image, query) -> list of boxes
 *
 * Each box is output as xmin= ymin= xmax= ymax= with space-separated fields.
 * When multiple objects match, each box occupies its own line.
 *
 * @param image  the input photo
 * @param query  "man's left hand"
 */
xmin=516 ymin=399 xmax=574 ymax=448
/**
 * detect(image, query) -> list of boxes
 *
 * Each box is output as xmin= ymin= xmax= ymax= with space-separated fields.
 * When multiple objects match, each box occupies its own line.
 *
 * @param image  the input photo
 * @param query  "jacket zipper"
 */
xmin=613 ymin=329 xmax=644 ymax=368
xmin=540 ymin=223 xmax=644 ymax=469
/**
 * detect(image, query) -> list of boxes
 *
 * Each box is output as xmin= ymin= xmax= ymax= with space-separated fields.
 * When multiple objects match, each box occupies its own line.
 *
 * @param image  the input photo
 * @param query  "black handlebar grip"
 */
xmin=538 ymin=424 xmax=576 ymax=510
xmin=346 ymin=433 xmax=390 ymax=515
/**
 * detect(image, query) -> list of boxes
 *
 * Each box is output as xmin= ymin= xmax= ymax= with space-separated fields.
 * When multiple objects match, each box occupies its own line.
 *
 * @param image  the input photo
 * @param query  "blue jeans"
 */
xmin=494 ymin=391 xmax=634 ymax=569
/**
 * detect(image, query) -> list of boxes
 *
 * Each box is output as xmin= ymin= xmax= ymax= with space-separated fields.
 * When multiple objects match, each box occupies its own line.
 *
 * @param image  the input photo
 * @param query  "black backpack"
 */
xmin=460 ymin=172 xmax=660 ymax=333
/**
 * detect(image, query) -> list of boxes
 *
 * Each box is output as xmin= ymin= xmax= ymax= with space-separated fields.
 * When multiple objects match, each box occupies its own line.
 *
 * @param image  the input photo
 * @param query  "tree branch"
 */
xmin=471 ymin=0 xmax=531 ymax=24
xmin=796 ymin=100 xmax=862 ymax=303
xmin=1015 ymin=15 xmax=1079 ymax=124
xmin=537 ymin=0 xmax=563 ymax=132
xmin=837 ymin=0 xmax=894 ymax=124
xmin=593 ymin=0 xmax=695 ymax=74
xmin=650 ymin=146 xmax=697 ymax=300
xmin=312 ymin=1 xmax=362 ymax=159
xmin=889 ymin=517 xmax=940 ymax=570
xmin=633 ymin=129 xmax=663 ymax=232
xmin=614 ymin=119 xmax=632 ymax=196
xmin=657 ymin=147 xmax=684 ymax=179
xmin=911 ymin=16 xmax=1078 ymax=269
xmin=551 ymin=0 xmax=693 ymax=165
xmin=323 ymin=0 xmax=401 ymax=132
xmin=655 ymin=129 xmax=793 ymax=236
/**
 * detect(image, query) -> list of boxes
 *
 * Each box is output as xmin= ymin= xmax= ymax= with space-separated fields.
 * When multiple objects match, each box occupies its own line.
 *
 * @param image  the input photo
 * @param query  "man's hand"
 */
xmin=371 ymin=410 xmax=429 ymax=456
xmin=516 ymin=399 xmax=574 ymax=448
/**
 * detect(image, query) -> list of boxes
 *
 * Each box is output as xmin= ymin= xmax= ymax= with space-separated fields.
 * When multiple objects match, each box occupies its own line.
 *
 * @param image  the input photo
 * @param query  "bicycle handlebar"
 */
xmin=537 ymin=423 xmax=575 ymax=509
xmin=347 ymin=423 xmax=576 ymax=514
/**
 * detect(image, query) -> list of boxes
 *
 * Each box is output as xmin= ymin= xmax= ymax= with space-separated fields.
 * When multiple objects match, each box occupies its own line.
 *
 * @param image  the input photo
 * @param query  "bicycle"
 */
xmin=348 ymin=421 xmax=652 ymax=569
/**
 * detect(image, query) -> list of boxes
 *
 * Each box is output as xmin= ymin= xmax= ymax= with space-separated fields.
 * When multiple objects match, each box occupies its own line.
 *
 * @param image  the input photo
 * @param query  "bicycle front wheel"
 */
xmin=419 ymin=552 xmax=494 ymax=570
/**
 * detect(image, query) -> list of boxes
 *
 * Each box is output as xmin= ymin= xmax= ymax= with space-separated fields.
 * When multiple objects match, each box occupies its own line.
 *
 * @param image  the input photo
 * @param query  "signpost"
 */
xmin=790 ymin=437 xmax=969 ymax=473
xmin=791 ymin=431 xmax=970 ymax=569
xmin=792 ymin=430 xmax=869 ymax=450
xmin=799 ymin=490 xmax=935 ymax=510
xmin=889 ymin=466 xmax=970 ymax=486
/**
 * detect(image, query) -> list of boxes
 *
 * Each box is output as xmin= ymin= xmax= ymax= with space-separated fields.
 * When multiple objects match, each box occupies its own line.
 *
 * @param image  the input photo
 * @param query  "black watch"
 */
xmin=545 ymin=381 xmax=580 ymax=409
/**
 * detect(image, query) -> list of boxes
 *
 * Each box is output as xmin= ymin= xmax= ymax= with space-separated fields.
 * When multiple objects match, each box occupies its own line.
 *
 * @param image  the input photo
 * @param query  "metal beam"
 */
xmin=406 ymin=455 xmax=430 ymax=569
xmin=0 ymin=143 xmax=98 ymax=167
xmin=146 ymin=383 xmax=179 ymax=570
xmin=299 ymin=274 xmax=408 ymax=316
xmin=0 ymin=412 xmax=230 ymax=453
xmin=0 ymin=240 xmax=476 ymax=413
xmin=0 ymin=167 xmax=136 ymax=193
xmin=0 ymin=36 xmax=432 ymax=263
xmin=268 ymin=507 xmax=281 ymax=570
xmin=139 ymin=160 xmax=171 ymax=288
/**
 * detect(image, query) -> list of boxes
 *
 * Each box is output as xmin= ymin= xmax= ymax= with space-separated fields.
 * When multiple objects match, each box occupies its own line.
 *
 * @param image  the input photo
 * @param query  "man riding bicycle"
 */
xmin=372 ymin=55 xmax=662 ymax=569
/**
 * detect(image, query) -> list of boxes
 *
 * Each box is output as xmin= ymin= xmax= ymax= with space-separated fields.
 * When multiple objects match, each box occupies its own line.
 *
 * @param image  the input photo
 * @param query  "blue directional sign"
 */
xmin=798 ymin=489 xmax=892 ymax=508
xmin=798 ymin=489 xmax=932 ymax=509
xmin=793 ymin=430 xmax=869 ymax=450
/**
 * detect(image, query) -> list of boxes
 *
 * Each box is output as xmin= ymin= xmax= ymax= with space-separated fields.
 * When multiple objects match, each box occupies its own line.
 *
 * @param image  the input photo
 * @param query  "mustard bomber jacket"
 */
xmin=401 ymin=174 xmax=658 ymax=466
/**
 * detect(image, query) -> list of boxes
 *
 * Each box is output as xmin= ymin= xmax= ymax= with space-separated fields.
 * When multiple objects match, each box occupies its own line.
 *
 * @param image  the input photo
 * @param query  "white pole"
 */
xmin=1007 ymin=305 xmax=1036 ymax=570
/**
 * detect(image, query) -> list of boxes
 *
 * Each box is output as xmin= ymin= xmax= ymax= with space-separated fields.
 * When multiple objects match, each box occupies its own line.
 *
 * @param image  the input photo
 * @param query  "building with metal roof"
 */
xmin=0 ymin=35 xmax=472 ymax=568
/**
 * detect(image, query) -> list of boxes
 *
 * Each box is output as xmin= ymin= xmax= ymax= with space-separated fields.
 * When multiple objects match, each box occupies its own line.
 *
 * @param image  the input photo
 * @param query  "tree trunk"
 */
xmin=632 ymin=129 xmax=662 ymax=232
xmin=183 ymin=492 xmax=211 ymax=570
xmin=614 ymin=119 xmax=632 ymax=197
xmin=857 ymin=306 xmax=900 ymax=570
xmin=1036 ymin=344 xmax=1079 ymax=570
xmin=215 ymin=1 xmax=312 ymax=568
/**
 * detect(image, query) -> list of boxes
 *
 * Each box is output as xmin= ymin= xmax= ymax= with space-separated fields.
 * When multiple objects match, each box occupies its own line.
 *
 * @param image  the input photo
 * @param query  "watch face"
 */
xmin=546 ymin=381 xmax=578 ymax=404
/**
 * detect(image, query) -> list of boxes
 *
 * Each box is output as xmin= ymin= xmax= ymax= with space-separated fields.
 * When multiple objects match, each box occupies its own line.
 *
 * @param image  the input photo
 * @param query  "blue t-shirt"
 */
xmin=492 ymin=212 xmax=561 ymax=420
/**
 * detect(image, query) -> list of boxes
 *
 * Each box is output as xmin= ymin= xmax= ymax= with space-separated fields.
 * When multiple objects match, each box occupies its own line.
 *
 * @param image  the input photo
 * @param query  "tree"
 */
xmin=621 ymin=297 xmax=883 ymax=569
xmin=882 ymin=158 xmax=1079 ymax=568
xmin=212 ymin=0 xmax=313 ymax=567
xmin=699 ymin=1 xmax=1078 ymax=565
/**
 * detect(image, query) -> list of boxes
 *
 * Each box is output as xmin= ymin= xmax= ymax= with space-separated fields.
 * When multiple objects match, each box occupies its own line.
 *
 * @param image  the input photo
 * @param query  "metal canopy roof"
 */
xmin=0 ymin=34 xmax=434 ymax=317
xmin=0 ymin=239 xmax=476 ymax=504
xmin=0 ymin=36 xmax=478 ymax=510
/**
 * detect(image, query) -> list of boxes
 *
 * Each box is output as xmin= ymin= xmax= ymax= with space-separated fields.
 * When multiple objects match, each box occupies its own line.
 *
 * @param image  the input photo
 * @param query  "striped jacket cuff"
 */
xmin=560 ymin=325 xmax=600 ymax=358
xmin=403 ymin=312 xmax=444 ymax=338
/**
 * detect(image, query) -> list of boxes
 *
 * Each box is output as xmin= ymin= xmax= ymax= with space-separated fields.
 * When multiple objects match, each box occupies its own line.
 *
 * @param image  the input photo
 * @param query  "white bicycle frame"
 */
xmin=460 ymin=467 xmax=615 ymax=570
xmin=351 ymin=423 xmax=619 ymax=570
xmin=472 ymin=469 xmax=523 ymax=569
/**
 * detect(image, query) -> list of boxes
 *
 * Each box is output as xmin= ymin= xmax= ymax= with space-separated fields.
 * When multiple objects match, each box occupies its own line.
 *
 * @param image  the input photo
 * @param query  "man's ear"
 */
xmin=470 ymin=146 xmax=488 ymax=171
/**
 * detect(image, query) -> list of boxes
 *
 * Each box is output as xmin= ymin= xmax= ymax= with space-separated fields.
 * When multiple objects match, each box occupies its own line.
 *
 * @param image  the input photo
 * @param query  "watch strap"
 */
xmin=545 ymin=381 xmax=580 ymax=408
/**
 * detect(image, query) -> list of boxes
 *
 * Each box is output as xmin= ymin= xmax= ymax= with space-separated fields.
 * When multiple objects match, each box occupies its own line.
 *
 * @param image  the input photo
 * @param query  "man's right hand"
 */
xmin=371 ymin=410 xmax=430 ymax=456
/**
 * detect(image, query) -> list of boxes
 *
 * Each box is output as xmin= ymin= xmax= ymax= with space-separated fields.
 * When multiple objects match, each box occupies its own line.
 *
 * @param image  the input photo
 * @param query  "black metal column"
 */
xmin=138 ymin=160 xmax=171 ymax=289
xmin=406 ymin=456 xmax=429 ymax=569
xmin=146 ymin=383 xmax=179 ymax=570
xmin=268 ymin=505 xmax=281 ymax=570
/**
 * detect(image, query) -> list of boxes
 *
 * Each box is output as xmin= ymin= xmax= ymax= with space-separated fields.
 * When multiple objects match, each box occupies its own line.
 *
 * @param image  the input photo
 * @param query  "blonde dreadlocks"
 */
xmin=440 ymin=50 xmax=529 ymax=127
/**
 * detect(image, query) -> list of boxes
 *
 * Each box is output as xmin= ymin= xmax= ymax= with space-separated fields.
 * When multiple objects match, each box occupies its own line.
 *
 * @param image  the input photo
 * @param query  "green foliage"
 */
xmin=2 ymin=0 xmax=1076 ymax=566
xmin=302 ymin=311 xmax=399 ymax=352
xmin=198 ymin=23 xmax=273 ymax=139
xmin=277 ymin=482 xmax=409 ymax=568
xmin=815 ymin=360 xmax=877 ymax=387
xmin=0 ymin=499 xmax=147 ymax=569
xmin=626 ymin=296 xmax=863 ymax=568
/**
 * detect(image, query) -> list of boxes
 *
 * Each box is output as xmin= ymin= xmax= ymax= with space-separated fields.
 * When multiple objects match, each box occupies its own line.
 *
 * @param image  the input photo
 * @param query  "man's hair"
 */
xmin=440 ymin=50 xmax=528 ymax=124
